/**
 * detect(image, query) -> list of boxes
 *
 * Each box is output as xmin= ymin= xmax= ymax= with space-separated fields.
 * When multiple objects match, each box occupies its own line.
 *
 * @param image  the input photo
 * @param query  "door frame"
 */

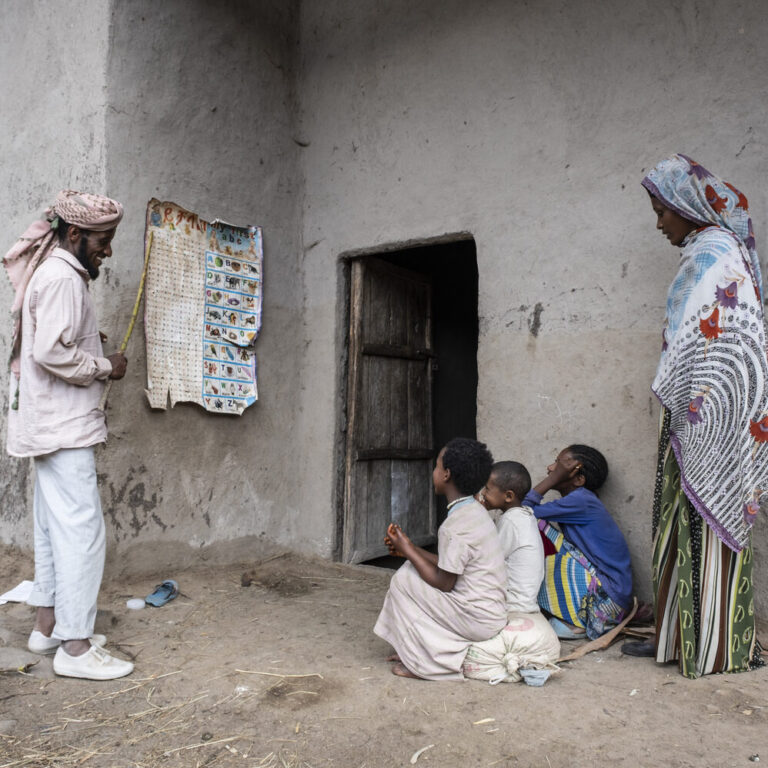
xmin=333 ymin=232 xmax=475 ymax=562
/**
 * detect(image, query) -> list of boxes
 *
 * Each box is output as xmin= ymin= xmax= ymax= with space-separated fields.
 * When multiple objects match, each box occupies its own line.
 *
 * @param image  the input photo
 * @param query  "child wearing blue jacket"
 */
xmin=523 ymin=444 xmax=632 ymax=640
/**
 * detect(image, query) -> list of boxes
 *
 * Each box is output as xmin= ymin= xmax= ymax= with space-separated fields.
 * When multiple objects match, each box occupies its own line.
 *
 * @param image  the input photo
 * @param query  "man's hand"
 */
xmin=107 ymin=353 xmax=127 ymax=380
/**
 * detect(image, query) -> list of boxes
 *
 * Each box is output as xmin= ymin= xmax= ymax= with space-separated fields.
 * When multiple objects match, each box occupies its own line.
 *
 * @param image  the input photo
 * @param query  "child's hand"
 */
xmin=550 ymin=454 xmax=582 ymax=484
xmin=384 ymin=523 xmax=411 ymax=556
xmin=384 ymin=536 xmax=404 ymax=557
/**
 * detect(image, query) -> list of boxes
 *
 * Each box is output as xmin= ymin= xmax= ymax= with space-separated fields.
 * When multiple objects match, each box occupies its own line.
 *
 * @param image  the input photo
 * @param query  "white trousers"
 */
xmin=27 ymin=446 xmax=105 ymax=640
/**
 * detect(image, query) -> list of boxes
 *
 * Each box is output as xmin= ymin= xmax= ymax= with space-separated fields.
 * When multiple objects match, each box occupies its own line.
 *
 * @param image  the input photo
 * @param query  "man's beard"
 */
xmin=75 ymin=237 xmax=99 ymax=280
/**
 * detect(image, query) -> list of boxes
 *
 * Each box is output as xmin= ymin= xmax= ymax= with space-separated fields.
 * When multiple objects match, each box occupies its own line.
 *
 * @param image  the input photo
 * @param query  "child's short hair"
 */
xmin=442 ymin=438 xmax=493 ymax=495
xmin=567 ymin=444 xmax=608 ymax=491
xmin=490 ymin=461 xmax=531 ymax=500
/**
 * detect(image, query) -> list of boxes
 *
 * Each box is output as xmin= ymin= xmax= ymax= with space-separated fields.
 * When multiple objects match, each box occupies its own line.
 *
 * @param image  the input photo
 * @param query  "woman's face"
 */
xmin=650 ymin=196 xmax=699 ymax=247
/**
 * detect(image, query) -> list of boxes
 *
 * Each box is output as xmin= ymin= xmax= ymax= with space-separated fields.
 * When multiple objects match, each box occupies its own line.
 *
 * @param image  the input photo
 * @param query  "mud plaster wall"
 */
xmin=0 ymin=0 xmax=323 ymax=574
xmin=3 ymin=0 xmax=768 ymax=610
xmin=0 ymin=1 xmax=111 ymax=548
xmin=100 ymin=0 xmax=311 ymax=572
xmin=297 ymin=0 xmax=768 ymax=610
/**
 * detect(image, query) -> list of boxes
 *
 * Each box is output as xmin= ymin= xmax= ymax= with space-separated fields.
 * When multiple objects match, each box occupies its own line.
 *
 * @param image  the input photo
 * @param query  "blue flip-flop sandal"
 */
xmin=145 ymin=579 xmax=179 ymax=607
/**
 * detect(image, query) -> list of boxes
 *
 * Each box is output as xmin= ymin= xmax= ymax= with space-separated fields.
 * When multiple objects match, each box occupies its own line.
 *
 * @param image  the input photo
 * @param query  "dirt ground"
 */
xmin=0 ymin=553 xmax=766 ymax=768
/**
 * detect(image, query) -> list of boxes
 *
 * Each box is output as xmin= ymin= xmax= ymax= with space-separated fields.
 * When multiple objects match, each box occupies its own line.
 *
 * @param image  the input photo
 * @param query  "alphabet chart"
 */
xmin=144 ymin=199 xmax=262 ymax=414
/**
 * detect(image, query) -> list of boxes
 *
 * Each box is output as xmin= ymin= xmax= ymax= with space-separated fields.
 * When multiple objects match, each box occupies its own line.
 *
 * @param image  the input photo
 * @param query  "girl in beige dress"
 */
xmin=374 ymin=438 xmax=507 ymax=680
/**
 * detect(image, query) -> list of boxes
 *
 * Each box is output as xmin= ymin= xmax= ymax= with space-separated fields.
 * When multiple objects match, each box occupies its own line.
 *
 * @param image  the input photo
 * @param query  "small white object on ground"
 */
xmin=0 ymin=580 xmax=34 ymax=605
xmin=629 ymin=688 xmax=639 ymax=696
xmin=126 ymin=598 xmax=145 ymax=610
xmin=410 ymin=745 xmax=435 ymax=764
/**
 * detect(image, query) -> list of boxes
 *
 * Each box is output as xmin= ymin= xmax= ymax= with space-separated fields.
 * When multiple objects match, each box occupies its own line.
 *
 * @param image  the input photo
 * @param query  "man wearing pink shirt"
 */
xmin=4 ymin=190 xmax=134 ymax=680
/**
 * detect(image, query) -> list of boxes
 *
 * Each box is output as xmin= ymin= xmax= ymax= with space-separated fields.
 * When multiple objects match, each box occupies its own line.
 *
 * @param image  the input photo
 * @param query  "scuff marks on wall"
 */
xmin=528 ymin=302 xmax=544 ymax=337
xmin=504 ymin=302 xmax=545 ymax=336
xmin=100 ymin=465 xmax=164 ymax=540
xmin=0 ymin=457 xmax=29 ymax=526
xmin=203 ymin=489 xmax=213 ymax=528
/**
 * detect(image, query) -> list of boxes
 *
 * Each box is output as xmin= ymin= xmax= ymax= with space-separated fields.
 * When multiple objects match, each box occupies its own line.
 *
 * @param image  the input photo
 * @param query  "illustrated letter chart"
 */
xmin=144 ymin=199 xmax=262 ymax=414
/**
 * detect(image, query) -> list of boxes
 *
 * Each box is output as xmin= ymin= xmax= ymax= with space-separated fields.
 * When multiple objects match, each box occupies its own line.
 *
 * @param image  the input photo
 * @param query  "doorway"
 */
xmin=339 ymin=238 xmax=479 ymax=563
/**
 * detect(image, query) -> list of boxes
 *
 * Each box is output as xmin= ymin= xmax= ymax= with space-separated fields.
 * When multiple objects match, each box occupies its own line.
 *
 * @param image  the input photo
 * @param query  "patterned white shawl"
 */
xmin=644 ymin=155 xmax=768 ymax=551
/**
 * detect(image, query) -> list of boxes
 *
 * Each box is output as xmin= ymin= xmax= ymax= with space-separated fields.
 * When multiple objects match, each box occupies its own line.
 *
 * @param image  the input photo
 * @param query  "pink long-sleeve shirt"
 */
xmin=6 ymin=248 xmax=112 ymax=457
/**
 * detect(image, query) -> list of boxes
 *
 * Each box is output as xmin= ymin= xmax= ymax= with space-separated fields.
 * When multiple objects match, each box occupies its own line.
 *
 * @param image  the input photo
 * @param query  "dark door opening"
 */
xmin=340 ymin=238 xmax=479 ymax=564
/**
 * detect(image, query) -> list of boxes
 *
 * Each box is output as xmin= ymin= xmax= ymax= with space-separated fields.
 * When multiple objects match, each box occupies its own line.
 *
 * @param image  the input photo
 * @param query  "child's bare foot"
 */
xmin=391 ymin=662 xmax=422 ymax=679
xmin=385 ymin=654 xmax=402 ymax=662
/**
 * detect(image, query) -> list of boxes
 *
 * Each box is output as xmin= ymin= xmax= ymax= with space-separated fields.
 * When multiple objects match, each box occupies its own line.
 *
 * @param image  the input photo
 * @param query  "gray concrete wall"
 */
xmin=297 ymin=0 xmax=768 ymax=608
xmin=0 ymin=0 xmax=319 ymax=574
xmin=0 ymin=0 xmax=112 ymax=549
xmin=100 ymin=0 xmax=311 ymax=573
xmin=2 ymin=0 xmax=768 ymax=612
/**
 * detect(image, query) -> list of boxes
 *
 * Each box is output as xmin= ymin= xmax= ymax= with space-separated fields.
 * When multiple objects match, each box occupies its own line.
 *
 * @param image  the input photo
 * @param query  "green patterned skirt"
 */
xmin=652 ymin=411 xmax=759 ymax=678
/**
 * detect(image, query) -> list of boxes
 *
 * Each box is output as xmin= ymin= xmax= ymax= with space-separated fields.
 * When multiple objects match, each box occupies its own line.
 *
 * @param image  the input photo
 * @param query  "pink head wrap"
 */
xmin=3 ymin=189 xmax=124 ymax=375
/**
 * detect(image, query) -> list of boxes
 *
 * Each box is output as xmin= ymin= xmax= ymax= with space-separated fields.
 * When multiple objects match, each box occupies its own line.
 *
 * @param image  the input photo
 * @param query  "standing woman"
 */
xmin=624 ymin=154 xmax=768 ymax=677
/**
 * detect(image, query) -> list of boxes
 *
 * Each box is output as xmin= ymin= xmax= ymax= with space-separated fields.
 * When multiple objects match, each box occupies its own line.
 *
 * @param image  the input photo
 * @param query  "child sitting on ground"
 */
xmin=374 ymin=438 xmax=507 ymax=680
xmin=523 ymin=444 xmax=632 ymax=640
xmin=478 ymin=461 xmax=544 ymax=615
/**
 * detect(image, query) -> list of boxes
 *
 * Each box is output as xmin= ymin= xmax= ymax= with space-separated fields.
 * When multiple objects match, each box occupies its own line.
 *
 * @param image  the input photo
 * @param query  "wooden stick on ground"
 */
xmin=99 ymin=231 xmax=153 ymax=411
xmin=557 ymin=596 xmax=638 ymax=663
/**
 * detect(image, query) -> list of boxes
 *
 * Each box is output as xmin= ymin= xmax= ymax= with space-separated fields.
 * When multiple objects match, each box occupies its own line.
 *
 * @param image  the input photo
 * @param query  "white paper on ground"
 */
xmin=0 ymin=580 xmax=34 ymax=605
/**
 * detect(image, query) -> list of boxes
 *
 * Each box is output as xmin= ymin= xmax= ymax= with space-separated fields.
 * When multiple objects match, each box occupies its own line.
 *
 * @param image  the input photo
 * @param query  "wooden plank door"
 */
xmin=343 ymin=257 xmax=435 ymax=563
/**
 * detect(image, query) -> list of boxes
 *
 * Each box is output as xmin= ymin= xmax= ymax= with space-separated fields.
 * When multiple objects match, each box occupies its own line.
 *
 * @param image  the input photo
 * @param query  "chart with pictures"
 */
xmin=144 ymin=199 xmax=262 ymax=415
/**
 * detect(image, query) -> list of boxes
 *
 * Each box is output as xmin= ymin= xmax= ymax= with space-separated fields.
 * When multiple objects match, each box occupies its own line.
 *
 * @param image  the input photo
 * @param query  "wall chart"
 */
xmin=144 ymin=199 xmax=262 ymax=415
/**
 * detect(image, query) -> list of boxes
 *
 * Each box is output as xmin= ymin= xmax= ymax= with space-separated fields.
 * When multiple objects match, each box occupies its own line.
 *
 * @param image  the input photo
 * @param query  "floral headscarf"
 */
xmin=642 ymin=153 xmax=762 ymax=298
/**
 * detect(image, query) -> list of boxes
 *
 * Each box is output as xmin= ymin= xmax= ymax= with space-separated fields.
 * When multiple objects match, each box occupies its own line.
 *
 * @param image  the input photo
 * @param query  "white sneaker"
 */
xmin=28 ymin=631 xmax=107 ymax=655
xmin=53 ymin=645 xmax=134 ymax=680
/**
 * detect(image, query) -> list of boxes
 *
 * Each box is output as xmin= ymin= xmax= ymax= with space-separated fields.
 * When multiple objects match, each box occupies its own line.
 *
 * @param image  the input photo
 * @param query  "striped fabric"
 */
xmin=537 ymin=525 xmax=625 ymax=639
xmin=653 ymin=413 xmax=758 ymax=678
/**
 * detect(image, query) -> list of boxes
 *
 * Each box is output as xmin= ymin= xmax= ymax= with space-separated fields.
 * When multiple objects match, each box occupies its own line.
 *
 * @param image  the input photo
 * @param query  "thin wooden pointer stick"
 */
xmin=98 ymin=231 xmax=153 ymax=411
